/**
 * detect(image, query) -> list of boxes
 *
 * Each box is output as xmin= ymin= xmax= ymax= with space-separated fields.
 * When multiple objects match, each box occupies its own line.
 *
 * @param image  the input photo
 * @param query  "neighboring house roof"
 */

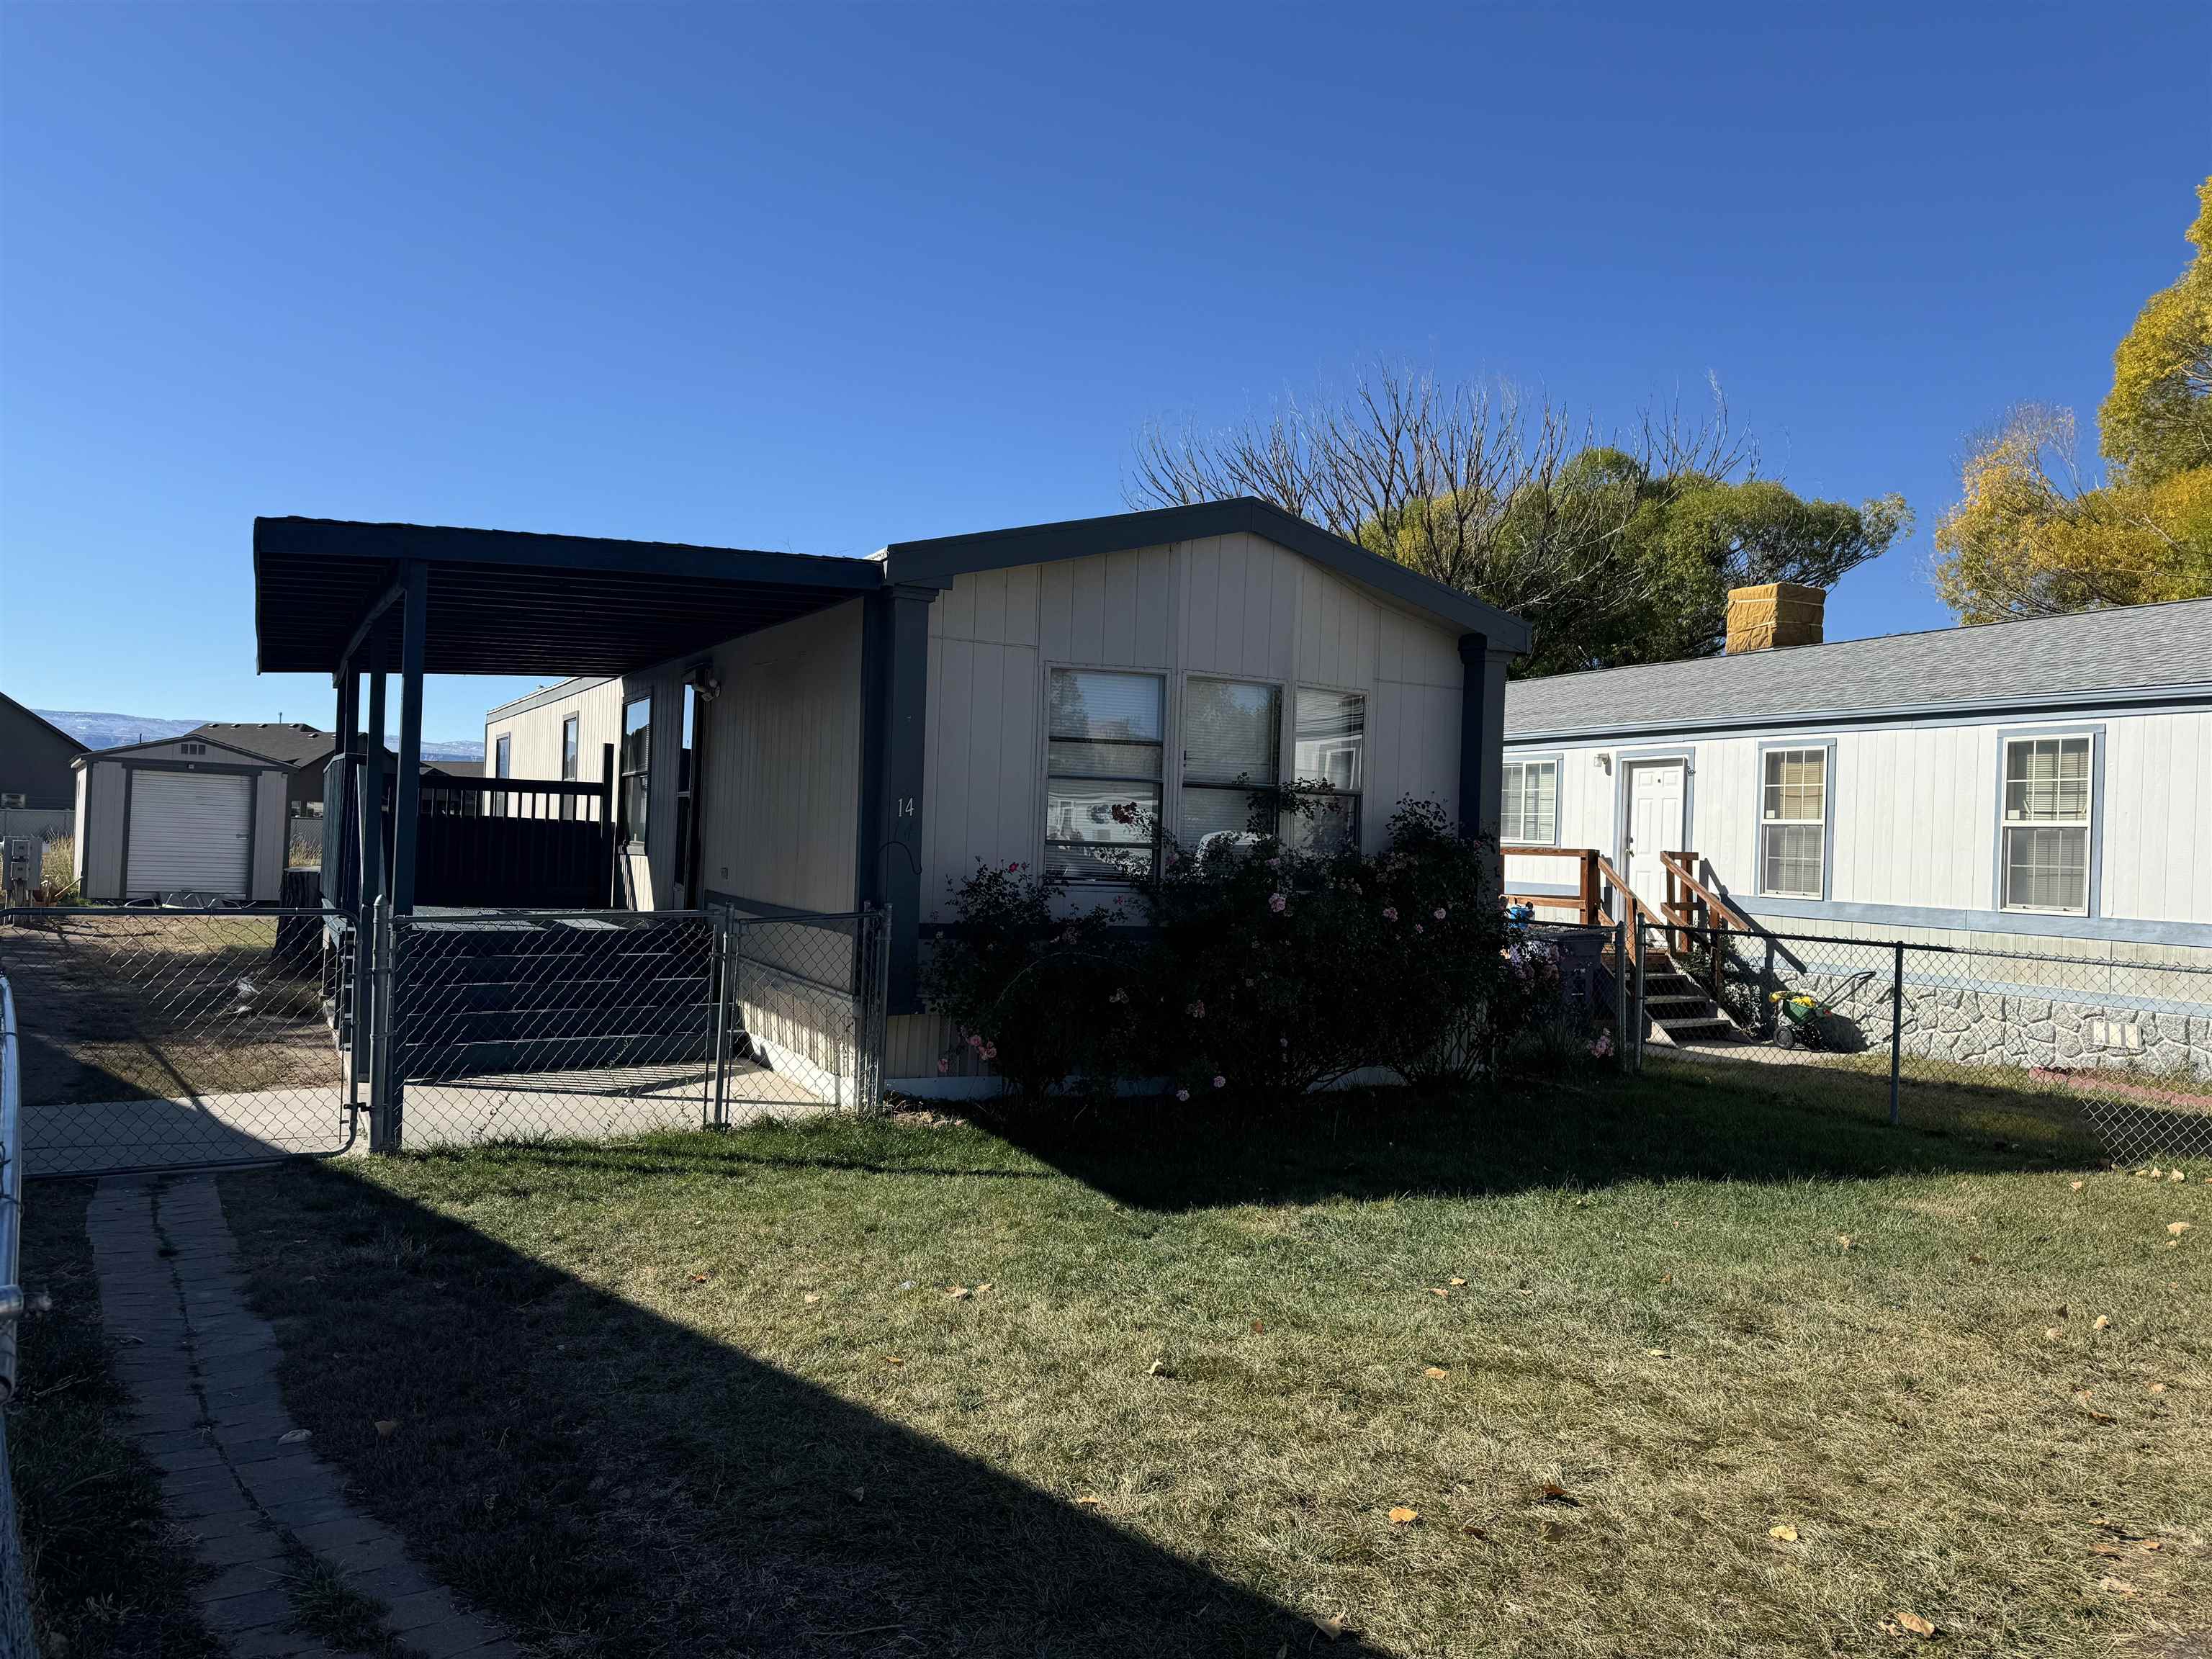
xmin=428 ymin=759 xmax=483 ymax=778
xmin=1505 ymin=597 xmax=2212 ymax=742
xmin=70 ymin=732 xmax=289 ymax=768
xmin=0 ymin=693 xmax=91 ymax=757
xmin=878 ymin=498 xmax=1532 ymax=652
xmin=190 ymin=721 xmax=337 ymax=770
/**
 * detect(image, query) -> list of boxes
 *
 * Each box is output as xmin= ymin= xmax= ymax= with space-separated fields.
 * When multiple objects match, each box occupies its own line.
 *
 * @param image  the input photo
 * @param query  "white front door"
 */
xmin=1622 ymin=760 xmax=1686 ymax=922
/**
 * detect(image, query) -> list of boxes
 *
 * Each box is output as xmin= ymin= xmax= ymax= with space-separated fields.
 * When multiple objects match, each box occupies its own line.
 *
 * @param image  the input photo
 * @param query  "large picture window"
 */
xmin=1045 ymin=669 xmax=1162 ymax=879
xmin=619 ymin=693 xmax=652 ymax=845
xmin=1501 ymin=759 xmax=1557 ymax=845
xmin=492 ymin=734 xmax=511 ymax=818
xmin=1292 ymin=688 xmax=1364 ymax=850
xmin=2001 ymin=734 xmax=2092 ymax=914
xmin=1758 ymin=746 xmax=1828 ymax=898
xmin=1181 ymin=678 xmax=1281 ymax=850
xmin=559 ymin=714 xmax=580 ymax=822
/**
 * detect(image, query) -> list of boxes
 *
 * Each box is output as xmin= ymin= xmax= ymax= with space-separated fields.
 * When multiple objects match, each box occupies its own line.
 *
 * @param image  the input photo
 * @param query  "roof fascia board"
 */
xmin=881 ymin=498 xmax=1532 ymax=652
xmin=483 ymin=675 xmax=620 ymax=722
xmin=253 ymin=517 xmax=885 ymax=592
xmin=68 ymin=733 xmax=286 ymax=768
xmin=1504 ymin=680 xmax=2212 ymax=746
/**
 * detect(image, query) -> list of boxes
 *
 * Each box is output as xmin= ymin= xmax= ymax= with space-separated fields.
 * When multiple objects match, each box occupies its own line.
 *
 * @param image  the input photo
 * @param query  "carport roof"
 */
xmin=253 ymin=517 xmax=884 ymax=678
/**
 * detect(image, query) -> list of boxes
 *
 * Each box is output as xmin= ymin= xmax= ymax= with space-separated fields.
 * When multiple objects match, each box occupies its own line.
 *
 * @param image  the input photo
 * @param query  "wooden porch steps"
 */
xmin=1605 ymin=948 xmax=1744 ymax=1046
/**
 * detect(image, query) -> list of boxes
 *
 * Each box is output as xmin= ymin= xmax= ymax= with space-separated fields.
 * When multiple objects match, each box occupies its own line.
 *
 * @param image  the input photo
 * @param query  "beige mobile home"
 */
xmin=451 ymin=500 xmax=1530 ymax=1091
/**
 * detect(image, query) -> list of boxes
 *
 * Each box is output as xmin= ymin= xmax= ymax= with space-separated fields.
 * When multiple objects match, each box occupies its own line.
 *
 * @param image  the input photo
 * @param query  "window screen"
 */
xmin=1292 ymin=688 xmax=1364 ymax=850
xmin=2001 ymin=735 xmax=2091 ymax=912
xmin=1046 ymin=669 xmax=1163 ymax=879
xmin=1180 ymin=678 xmax=1280 ymax=850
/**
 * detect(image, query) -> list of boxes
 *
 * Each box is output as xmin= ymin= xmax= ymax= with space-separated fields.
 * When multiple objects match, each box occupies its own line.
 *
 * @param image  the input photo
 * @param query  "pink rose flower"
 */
xmin=1413 ymin=922 xmax=1424 ymax=934
xmin=966 ymin=1033 xmax=983 ymax=1048
xmin=1211 ymin=1075 xmax=1226 ymax=1089
xmin=1433 ymin=907 xmax=1447 ymax=920
xmin=1382 ymin=906 xmax=1399 ymax=922
xmin=937 ymin=1057 xmax=949 ymax=1074
xmin=1269 ymin=893 xmax=1287 ymax=914
xmin=981 ymin=1043 xmax=997 ymax=1061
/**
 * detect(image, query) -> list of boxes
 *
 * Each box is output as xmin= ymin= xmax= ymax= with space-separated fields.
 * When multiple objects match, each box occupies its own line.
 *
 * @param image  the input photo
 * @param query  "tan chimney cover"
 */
xmin=1725 ymin=582 xmax=1825 ymax=655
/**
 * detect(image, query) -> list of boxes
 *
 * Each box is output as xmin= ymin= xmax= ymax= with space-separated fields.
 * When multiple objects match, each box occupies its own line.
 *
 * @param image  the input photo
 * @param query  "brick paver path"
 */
xmin=88 ymin=1174 xmax=521 ymax=1659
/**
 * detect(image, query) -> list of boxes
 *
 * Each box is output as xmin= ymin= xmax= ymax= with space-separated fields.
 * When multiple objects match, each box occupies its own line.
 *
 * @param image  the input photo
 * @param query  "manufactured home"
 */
xmin=1502 ymin=588 xmax=2212 ymax=1070
xmin=253 ymin=499 xmax=1529 ymax=1101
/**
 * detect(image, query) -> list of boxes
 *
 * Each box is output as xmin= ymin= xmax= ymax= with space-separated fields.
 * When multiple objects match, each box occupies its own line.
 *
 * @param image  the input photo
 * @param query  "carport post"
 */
xmin=390 ymin=562 xmax=428 ymax=917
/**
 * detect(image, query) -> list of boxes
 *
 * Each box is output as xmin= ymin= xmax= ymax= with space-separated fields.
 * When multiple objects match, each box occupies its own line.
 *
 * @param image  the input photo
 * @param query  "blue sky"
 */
xmin=4 ymin=4 xmax=2207 ymax=746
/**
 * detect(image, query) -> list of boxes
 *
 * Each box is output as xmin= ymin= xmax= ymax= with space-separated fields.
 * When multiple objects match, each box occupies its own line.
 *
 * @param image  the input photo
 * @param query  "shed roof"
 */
xmin=189 ymin=721 xmax=336 ymax=769
xmin=1504 ymin=597 xmax=2212 ymax=742
xmin=70 ymin=732 xmax=289 ymax=769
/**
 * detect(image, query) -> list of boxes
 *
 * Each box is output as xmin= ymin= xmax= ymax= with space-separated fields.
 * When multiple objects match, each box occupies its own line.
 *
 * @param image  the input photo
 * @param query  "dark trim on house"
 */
xmin=881 ymin=497 xmax=1532 ymax=651
xmin=855 ymin=583 xmax=938 ymax=1015
xmin=1735 ymin=895 xmax=2212 ymax=950
xmin=68 ymin=734 xmax=283 ymax=768
xmin=704 ymin=889 xmax=876 ymax=927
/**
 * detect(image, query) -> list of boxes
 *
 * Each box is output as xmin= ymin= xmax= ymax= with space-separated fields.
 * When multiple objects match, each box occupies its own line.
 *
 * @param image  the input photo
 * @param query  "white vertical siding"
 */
xmin=694 ymin=599 xmax=864 ymax=916
xmin=482 ymin=678 xmax=623 ymax=791
xmin=917 ymin=529 xmax=1470 ymax=925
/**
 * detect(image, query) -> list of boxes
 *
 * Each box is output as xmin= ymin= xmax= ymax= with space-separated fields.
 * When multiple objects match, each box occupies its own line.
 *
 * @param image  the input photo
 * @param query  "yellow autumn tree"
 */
xmin=1936 ymin=175 xmax=2212 ymax=621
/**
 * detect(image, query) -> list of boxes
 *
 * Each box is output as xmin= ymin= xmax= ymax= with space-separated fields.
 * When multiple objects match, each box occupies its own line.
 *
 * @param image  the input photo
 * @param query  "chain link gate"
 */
xmin=0 ymin=907 xmax=355 ymax=1177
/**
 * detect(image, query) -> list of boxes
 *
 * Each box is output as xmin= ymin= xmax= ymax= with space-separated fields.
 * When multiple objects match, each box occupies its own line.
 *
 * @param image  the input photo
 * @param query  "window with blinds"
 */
xmin=1180 ymin=678 xmax=1281 ymax=850
xmin=1758 ymin=747 xmax=1827 ymax=898
xmin=1045 ymin=668 xmax=1163 ymax=879
xmin=2001 ymin=734 xmax=2092 ymax=914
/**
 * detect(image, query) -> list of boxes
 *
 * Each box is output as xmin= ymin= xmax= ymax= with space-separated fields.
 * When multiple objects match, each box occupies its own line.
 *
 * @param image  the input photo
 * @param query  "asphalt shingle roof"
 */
xmin=1504 ymin=598 xmax=2212 ymax=740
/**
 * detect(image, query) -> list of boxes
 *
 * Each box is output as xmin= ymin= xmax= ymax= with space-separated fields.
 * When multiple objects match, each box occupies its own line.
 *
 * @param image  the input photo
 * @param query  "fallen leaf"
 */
xmin=374 ymin=1420 xmax=397 ymax=1439
xmin=690 ymin=1273 xmax=709 ymax=1283
xmin=2171 ymin=1170 xmax=2187 ymax=1182
xmin=1461 ymin=1522 xmax=1488 ymax=1538
xmin=2094 ymin=1315 xmax=2112 ymax=1331
xmin=2075 ymin=1390 xmax=2116 ymax=1424
xmin=1645 ymin=1348 xmax=1671 ymax=1358
xmin=1423 ymin=1366 xmax=1449 ymax=1379
xmin=883 ymin=1355 xmax=905 ymax=1367
xmin=1897 ymin=1611 xmax=1936 ymax=1637
xmin=975 ymin=1282 xmax=993 ymax=1293
xmin=278 ymin=1429 xmax=310 ymax=1444
xmin=1837 ymin=1233 xmax=1853 ymax=1251
xmin=1537 ymin=1483 xmax=1578 ymax=1506
xmin=2169 ymin=1221 xmax=2193 ymax=1236
xmin=2141 ymin=1539 xmax=2164 ymax=1552
xmin=2098 ymin=1575 xmax=2137 ymax=1596
xmin=2045 ymin=1328 xmax=2064 ymax=1341
xmin=2149 ymin=1382 xmax=2168 ymax=1394
xmin=1388 ymin=1506 xmax=1419 ymax=1525
xmin=1076 ymin=1493 xmax=1103 ymax=1506
xmin=1148 ymin=1359 xmax=1171 ymax=1377
xmin=803 ymin=1292 xmax=822 ymax=1305
xmin=1312 ymin=1612 xmax=1353 ymax=1642
xmin=1429 ymin=1287 xmax=1451 ymax=1298
xmin=1769 ymin=1524 xmax=1799 ymax=1542
xmin=1251 ymin=1320 xmax=1264 ymax=1334
xmin=2071 ymin=1179 xmax=2086 ymax=1190
xmin=1660 ymin=1272 xmax=1673 ymax=1284
xmin=2091 ymin=1542 xmax=2126 ymax=1557
xmin=1448 ymin=1277 xmax=1467 ymax=1287
xmin=948 ymin=1286 xmax=972 ymax=1299
xmin=1967 ymin=1253 xmax=1987 ymax=1264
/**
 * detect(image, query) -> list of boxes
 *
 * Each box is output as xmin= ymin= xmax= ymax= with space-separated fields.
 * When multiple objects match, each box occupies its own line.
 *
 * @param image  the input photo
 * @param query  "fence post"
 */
xmin=709 ymin=913 xmax=733 ymax=1130
xmin=1613 ymin=914 xmax=1630 ymax=1072
xmin=366 ymin=896 xmax=392 ymax=1154
xmin=1632 ymin=921 xmax=1648 ymax=1075
xmin=1889 ymin=940 xmax=1905 ymax=1127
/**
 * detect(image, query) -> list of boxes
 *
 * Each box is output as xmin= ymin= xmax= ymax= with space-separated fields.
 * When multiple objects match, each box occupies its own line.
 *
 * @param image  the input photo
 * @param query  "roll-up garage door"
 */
xmin=126 ymin=771 xmax=253 ymax=899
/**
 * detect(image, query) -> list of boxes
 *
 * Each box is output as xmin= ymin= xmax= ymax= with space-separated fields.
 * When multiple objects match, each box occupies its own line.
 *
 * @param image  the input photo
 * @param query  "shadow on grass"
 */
xmin=219 ymin=1163 xmax=1316 ymax=1659
xmin=956 ymin=1060 xmax=2110 ymax=1213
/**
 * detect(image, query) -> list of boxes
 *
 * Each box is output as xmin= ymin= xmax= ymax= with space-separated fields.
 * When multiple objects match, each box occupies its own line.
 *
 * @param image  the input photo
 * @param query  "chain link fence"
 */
xmin=0 ymin=902 xmax=889 ymax=1177
xmin=0 ymin=908 xmax=351 ymax=1177
xmin=1641 ymin=920 xmax=2212 ymax=1168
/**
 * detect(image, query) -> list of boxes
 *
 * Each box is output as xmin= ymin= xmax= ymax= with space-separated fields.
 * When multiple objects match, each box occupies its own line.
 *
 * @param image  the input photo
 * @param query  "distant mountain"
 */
xmin=37 ymin=711 xmax=483 ymax=763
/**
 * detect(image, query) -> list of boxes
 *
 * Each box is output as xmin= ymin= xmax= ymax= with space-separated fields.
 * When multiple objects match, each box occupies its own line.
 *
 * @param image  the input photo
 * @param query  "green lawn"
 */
xmin=211 ymin=1061 xmax=2209 ymax=1658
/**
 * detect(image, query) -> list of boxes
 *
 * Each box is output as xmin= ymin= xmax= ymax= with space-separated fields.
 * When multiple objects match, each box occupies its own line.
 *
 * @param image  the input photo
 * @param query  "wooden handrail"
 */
xmin=1660 ymin=850 xmax=1755 ymax=935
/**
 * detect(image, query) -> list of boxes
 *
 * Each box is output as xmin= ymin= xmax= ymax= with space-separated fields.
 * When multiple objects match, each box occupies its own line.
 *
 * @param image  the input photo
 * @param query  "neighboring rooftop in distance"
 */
xmin=191 ymin=721 xmax=336 ymax=769
xmin=1504 ymin=597 xmax=2212 ymax=741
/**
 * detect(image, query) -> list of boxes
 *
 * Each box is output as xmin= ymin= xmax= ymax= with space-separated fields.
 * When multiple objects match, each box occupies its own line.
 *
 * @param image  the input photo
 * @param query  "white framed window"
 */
xmin=559 ymin=714 xmax=580 ymax=822
xmin=1291 ymin=687 xmax=1364 ymax=850
xmin=1758 ymin=745 xmax=1827 ymax=898
xmin=491 ymin=733 xmax=511 ymax=818
xmin=1501 ymin=759 xmax=1558 ymax=845
xmin=2000 ymin=733 xmax=2092 ymax=914
xmin=619 ymin=693 xmax=652 ymax=845
xmin=1045 ymin=668 xmax=1163 ymax=880
xmin=1181 ymin=677 xmax=1282 ymax=851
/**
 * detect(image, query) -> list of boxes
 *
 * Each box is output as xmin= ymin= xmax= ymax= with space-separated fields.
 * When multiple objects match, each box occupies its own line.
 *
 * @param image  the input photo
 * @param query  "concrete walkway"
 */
xmin=88 ymin=1174 xmax=521 ymax=1659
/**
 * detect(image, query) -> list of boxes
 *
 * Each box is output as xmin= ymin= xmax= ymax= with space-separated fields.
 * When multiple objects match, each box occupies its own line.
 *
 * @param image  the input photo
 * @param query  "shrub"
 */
xmin=920 ymin=860 xmax=1141 ymax=1103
